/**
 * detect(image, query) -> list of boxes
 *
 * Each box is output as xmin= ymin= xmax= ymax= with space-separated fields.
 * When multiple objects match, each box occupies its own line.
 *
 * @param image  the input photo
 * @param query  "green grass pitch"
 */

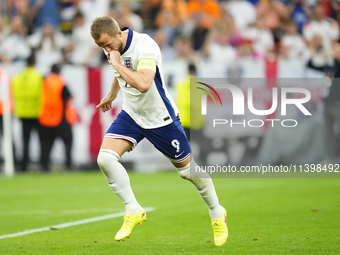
xmin=0 ymin=170 xmax=339 ymax=254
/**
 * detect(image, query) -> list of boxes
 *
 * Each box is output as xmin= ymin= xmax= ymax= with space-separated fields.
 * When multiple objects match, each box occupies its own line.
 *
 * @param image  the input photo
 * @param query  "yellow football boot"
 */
xmin=115 ymin=207 xmax=146 ymax=241
xmin=212 ymin=206 xmax=228 ymax=246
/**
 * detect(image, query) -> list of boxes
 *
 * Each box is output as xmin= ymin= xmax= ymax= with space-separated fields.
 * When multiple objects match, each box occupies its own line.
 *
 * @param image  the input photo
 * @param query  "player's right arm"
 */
xmin=96 ymin=76 xmax=120 ymax=113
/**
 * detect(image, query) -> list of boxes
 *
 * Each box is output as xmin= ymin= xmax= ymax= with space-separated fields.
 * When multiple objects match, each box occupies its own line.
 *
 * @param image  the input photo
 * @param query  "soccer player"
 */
xmin=90 ymin=16 xmax=228 ymax=246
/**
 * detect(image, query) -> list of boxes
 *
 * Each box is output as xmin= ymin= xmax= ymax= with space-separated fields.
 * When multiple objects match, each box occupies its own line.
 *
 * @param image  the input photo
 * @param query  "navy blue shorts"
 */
xmin=105 ymin=110 xmax=191 ymax=163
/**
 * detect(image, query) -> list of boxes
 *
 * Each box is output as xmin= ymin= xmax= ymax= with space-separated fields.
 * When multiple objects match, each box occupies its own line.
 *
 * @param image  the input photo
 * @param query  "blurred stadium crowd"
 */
xmin=0 ymin=0 xmax=340 ymax=77
xmin=1 ymin=0 xmax=340 ymax=173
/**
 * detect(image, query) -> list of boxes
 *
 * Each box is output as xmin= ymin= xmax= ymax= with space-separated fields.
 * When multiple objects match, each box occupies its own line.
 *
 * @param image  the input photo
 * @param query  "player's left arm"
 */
xmin=108 ymin=50 xmax=155 ymax=93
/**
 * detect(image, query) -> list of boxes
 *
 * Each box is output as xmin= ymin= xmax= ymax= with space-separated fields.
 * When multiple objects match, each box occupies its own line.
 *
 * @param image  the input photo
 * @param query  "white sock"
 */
xmin=97 ymin=149 xmax=140 ymax=214
xmin=176 ymin=159 xmax=223 ymax=219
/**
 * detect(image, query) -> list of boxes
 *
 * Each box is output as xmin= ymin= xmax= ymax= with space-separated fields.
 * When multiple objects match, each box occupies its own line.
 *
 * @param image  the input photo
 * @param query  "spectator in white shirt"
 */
xmin=215 ymin=8 xmax=242 ymax=48
xmin=303 ymin=3 xmax=339 ymax=52
xmin=0 ymin=16 xmax=31 ymax=64
xmin=242 ymin=16 xmax=275 ymax=59
xmin=204 ymin=27 xmax=237 ymax=77
xmin=236 ymin=38 xmax=266 ymax=78
xmin=280 ymin=20 xmax=307 ymax=60
xmin=222 ymin=0 xmax=257 ymax=30
xmin=306 ymin=34 xmax=334 ymax=72
xmin=64 ymin=11 xmax=102 ymax=67
xmin=28 ymin=20 xmax=69 ymax=75
xmin=77 ymin=0 xmax=111 ymax=25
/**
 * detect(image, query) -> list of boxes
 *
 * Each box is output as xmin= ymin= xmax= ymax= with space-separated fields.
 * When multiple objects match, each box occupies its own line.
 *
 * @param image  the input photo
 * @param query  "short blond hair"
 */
xmin=90 ymin=16 xmax=120 ymax=40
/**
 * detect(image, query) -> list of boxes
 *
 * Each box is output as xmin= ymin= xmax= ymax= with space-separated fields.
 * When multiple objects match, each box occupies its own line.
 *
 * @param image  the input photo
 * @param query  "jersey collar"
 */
xmin=121 ymin=27 xmax=133 ymax=55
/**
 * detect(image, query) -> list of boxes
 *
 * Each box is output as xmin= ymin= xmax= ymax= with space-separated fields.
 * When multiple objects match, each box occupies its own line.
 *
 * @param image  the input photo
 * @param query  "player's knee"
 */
xmin=176 ymin=159 xmax=207 ymax=180
xmin=97 ymin=149 xmax=120 ymax=177
xmin=176 ymin=165 xmax=191 ymax=180
xmin=97 ymin=152 xmax=107 ymax=170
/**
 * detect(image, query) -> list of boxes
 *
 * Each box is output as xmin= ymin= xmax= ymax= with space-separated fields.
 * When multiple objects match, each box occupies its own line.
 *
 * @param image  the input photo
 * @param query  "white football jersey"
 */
xmin=281 ymin=34 xmax=307 ymax=59
xmin=104 ymin=27 xmax=178 ymax=129
xmin=303 ymin=18 xmax=339 ymax=50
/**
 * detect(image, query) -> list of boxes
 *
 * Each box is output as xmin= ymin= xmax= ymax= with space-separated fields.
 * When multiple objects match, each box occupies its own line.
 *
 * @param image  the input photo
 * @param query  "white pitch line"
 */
xmin=0 ymin=207 xmax=155 ymax=240
xmin=0 ymin=208 xmax=121 ymax=216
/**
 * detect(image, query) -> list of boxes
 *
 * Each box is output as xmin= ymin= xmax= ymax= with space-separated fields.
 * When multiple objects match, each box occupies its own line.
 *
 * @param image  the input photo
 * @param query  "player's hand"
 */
xmin=107 ymin=50 xmax=121 ymax=67
xmin=96 ymin=93 xmax=116 ymax=113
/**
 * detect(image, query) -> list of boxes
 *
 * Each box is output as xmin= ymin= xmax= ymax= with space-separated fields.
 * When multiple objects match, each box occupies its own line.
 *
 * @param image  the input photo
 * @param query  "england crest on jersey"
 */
xmin=124 ymin=57 xmax=132 ymax=69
